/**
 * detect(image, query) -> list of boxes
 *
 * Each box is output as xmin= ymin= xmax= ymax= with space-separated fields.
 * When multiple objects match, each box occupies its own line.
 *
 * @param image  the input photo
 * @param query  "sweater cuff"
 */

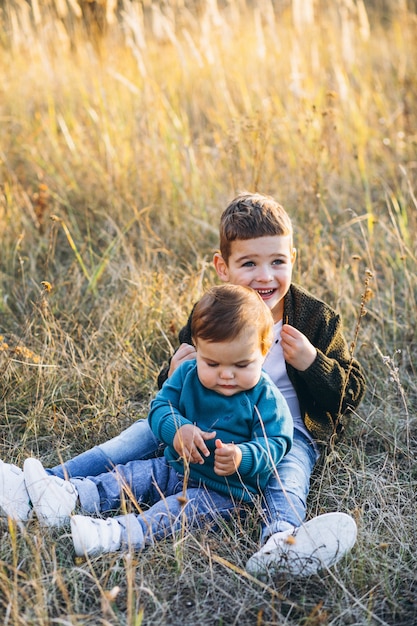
xmin=159 ymin=415 xmax=192 ymax=445
xmin=301 ymin=350 xmax=334 ymax=384
xmin=237 ymin=444 xmax=253 ymax=476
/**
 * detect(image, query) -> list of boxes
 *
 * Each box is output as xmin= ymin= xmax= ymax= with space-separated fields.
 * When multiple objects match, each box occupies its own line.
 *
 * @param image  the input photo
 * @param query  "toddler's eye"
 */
xmin=242 ymin=261 xmax=255 ymax=267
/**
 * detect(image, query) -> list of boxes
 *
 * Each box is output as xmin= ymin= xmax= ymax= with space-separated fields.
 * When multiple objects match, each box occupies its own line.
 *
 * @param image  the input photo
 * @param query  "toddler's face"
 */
xmin=195 ymin=329 xmax=264 ymax=396
xmin=215 ymin=236 xmax=296 ymax=323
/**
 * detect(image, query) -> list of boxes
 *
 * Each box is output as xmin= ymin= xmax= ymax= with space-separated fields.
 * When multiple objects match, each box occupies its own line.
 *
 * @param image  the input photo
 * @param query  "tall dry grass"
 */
xmin=0 ymin=1 xmax=416 ymax=624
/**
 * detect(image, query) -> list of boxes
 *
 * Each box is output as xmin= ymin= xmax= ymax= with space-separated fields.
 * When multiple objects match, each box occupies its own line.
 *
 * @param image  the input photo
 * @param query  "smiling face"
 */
xmin=214 ymin=236 xmax=296 ymax=323
xmin=195 ymin=328 xmax=265 ymax=396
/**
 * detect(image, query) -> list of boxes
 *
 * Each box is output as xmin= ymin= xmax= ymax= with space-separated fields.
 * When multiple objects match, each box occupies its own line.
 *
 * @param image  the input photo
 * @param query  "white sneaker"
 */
xmin=23 ymin=458 xmax=78 ymax=527
xmin=71 ymin=515 xmax=122 ymax=557
xmin=0 ymin=460 xmax=31 ymax=522
xmin=246 ymin=512 xmax=358 ymax=578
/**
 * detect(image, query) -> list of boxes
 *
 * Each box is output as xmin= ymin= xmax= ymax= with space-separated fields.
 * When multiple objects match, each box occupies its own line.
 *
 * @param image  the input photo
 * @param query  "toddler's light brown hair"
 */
xmin=191 ymin=284 xmax=273 ymax=357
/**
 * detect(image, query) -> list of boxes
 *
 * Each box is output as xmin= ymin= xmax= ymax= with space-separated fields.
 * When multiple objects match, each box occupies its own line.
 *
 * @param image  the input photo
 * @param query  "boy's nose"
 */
xmin=257 ymin=266 xmax=273 ymax=281
xmin=219 ymin=368 xmax=234 ymax=379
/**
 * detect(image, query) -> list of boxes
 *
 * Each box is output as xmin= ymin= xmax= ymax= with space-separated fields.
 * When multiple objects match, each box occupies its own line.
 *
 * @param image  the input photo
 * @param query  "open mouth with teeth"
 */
xmin=255 ymin=288 xmax=277 ymax=299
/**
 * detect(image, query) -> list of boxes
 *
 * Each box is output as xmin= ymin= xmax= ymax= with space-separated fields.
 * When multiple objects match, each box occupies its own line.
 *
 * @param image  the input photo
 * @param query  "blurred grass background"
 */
xmin=0 ymin=1 xmax=416 ymax=624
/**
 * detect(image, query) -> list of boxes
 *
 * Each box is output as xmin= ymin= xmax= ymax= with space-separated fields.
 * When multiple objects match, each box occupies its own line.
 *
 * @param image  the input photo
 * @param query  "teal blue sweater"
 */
xmin=157 ymin=284 xmax=366 ymax=442
xmin=148 ymin=361 xmax=293 ymax=502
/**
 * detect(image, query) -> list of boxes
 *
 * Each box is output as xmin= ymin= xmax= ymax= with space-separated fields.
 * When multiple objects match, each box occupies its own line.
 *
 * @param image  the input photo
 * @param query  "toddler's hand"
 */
xmin=214 ymin=439 xmax=242 ymax=476
xmin=168 ymin=343 xmax=196 ymax=377
xmin=173 ymin=424 xmax=216 ymax=464
xmin=281 ymin=324 xmax=317 ymax=371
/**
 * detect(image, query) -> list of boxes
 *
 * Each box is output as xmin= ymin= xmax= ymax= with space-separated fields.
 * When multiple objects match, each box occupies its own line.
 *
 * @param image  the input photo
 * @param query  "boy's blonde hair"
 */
xmin=191 ymin=284 xmax=273 ymax=357
xmin=219 ymin=192 xmax=293 ymax=263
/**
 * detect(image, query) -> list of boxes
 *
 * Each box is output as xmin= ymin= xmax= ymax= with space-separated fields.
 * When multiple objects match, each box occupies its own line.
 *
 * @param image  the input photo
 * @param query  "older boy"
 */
xmin=167 ymin=193 xmax=365 ymax=576
xmin=0 ymin=193 xmax=365 ymax=575
xmin=21 ymin=285 xmax=293 ymax=556
xmin=158 ymin=193 xmax=365 ymax=576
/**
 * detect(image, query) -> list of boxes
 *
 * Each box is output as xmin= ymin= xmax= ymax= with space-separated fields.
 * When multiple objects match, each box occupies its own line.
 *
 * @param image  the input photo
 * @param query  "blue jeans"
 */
xmin=49 ymin=418 xmax=163 ymax=479
xmin=49 ymin=417 xmax=319 ymax=545
xmin=71 ymin=457 xmax=240 ymax=550
xmin=260 ymin=428 xmax=320 ymax=541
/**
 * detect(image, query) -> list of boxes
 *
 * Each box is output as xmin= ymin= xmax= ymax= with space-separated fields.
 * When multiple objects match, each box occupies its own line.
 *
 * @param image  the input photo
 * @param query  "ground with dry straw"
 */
xmin=0 ymin=1 xmax=416 ymax=624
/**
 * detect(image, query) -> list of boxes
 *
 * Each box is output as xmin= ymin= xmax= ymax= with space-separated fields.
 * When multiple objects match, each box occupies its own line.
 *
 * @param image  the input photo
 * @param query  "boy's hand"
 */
xmin=281 ymin=324 xmax=317 ymax=371
xmin=214 ymin=439 xmax=242 ymax=476
xmin=173 ymin=424 xmax=216 ymax=464
xmin=168 ymin=343 xmax=196 ymax=377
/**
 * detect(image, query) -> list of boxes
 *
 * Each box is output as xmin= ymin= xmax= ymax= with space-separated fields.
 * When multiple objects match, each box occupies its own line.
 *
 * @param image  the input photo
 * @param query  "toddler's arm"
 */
xmin=231 ymin=384 xmax=293 ymax=491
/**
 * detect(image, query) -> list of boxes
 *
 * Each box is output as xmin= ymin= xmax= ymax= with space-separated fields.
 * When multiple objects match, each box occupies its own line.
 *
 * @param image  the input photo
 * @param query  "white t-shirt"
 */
xmin=263 ymin=320 xmax=316 ymax=446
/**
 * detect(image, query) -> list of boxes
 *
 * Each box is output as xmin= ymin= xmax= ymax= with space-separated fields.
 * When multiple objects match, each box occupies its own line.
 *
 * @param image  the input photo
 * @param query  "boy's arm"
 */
xmin=284 ymin=284 xmax=366 ymax=420
xmin=297 ymin=314 xmax=365 ymax=415
xmin=157 ymin=310 xmax=194 ymax=389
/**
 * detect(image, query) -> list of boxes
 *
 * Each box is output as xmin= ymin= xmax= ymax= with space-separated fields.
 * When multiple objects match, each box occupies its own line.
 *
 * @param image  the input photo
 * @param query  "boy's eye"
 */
xmin=242 ymin=261 xmax=255 ymax=267
xmin=236 ymin=363 xmax=249 ymax=368
xmin=206 ymin=362 xmax=218 ymax=368
xmin=272 ymin=259 xmax=284 ymax=265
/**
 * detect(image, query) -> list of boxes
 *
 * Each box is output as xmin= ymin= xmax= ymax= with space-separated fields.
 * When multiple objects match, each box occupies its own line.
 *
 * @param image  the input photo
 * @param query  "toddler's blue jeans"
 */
xmin=71 ymin=457 xmax=240 ymax=549
xmin=49 ymin=417 xmax=319 ymax=545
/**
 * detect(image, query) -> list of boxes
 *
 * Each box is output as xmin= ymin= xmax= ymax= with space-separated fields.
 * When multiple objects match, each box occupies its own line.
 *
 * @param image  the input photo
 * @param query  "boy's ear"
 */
xmin=292 ymin=247 xmax=297 ymax=264
xmin=213 ymin=252 xmax=229 ymax=282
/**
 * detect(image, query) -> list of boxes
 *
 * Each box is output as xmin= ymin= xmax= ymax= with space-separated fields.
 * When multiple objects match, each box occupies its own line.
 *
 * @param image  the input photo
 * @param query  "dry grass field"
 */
xmin=0 ymin=1 xmax=416 ymax=624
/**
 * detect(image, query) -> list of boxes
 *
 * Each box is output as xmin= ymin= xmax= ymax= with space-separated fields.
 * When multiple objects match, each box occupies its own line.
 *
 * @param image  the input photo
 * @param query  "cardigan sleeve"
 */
xmin=284 ymin=284 xmax=366 ymax=437
xmin=297 ymin=312 xmax=365 ymax=415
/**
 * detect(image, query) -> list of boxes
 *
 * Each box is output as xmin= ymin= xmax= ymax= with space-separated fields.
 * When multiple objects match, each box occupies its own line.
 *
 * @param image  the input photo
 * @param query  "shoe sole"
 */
xmin=247 ymin=512 xmax=357 ymax=578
